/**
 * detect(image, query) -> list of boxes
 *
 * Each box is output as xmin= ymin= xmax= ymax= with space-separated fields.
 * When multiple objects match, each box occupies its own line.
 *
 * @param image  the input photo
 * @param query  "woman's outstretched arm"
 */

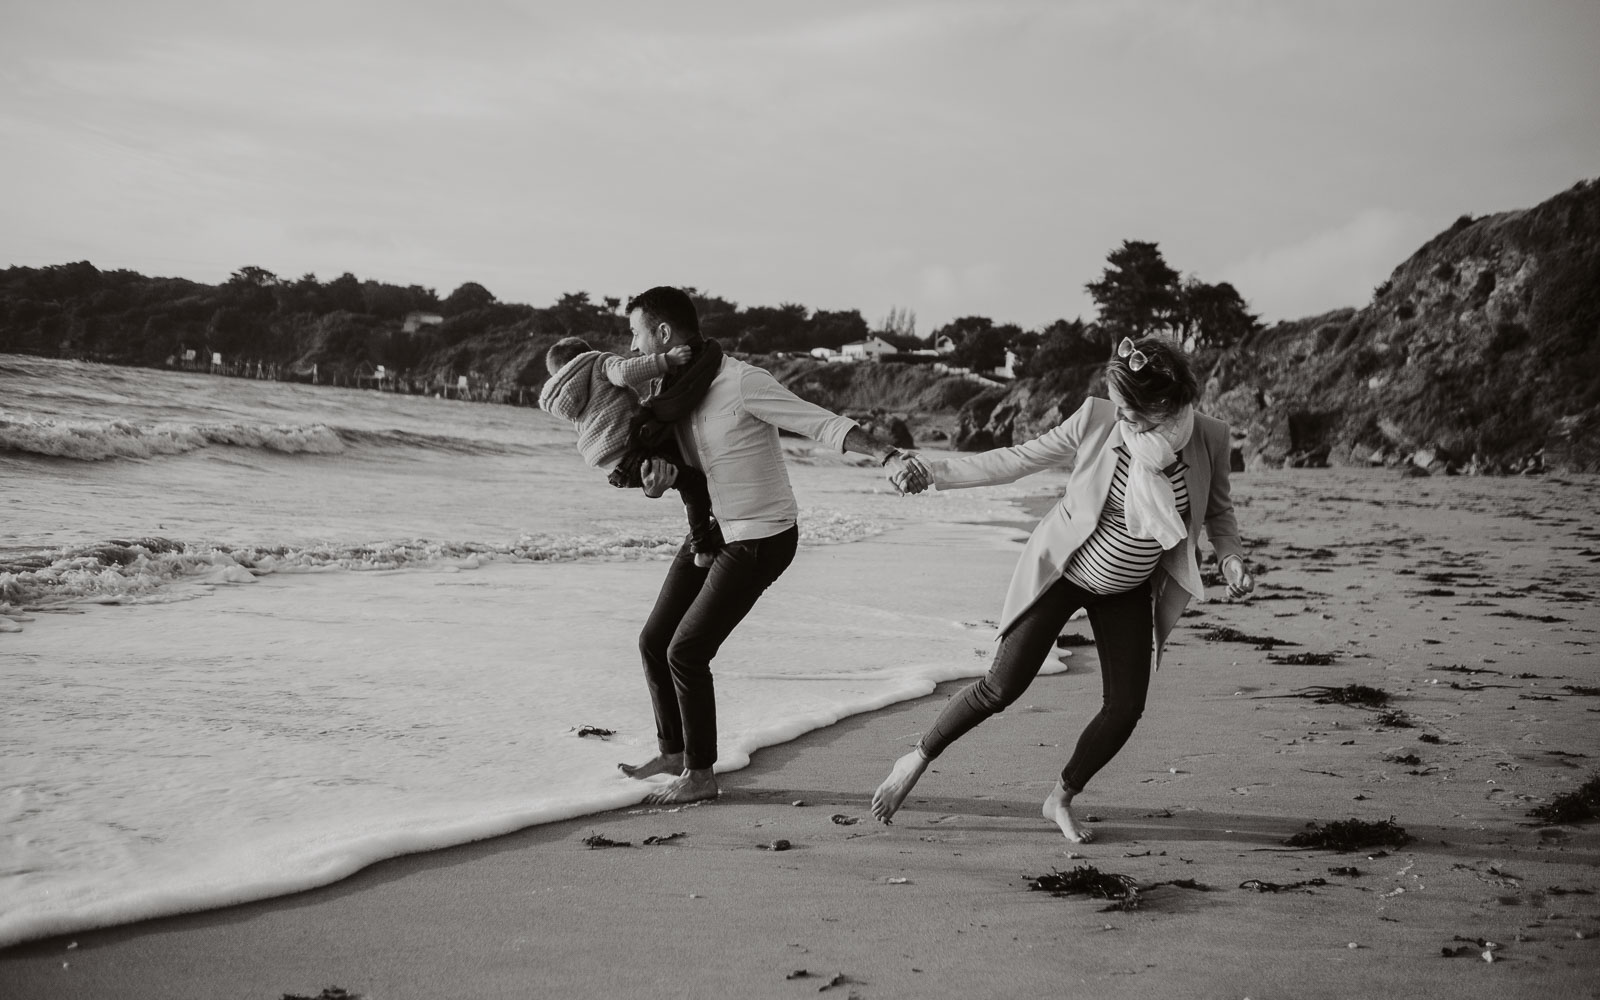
xmin=921 ymin=397 xmax=1095 ymax=491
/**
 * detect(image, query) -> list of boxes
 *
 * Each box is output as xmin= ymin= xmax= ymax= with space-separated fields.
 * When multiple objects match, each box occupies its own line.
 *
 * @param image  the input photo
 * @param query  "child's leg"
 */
xmin=652 ymin=440 xmax=721 ymax=558
xmin=673 ymin=466 xmax=721 ymax=553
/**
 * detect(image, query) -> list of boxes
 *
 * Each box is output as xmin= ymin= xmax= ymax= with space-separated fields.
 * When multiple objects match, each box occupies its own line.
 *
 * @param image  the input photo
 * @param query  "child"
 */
xmin=538 ymin=335 xmax=722 ymax=566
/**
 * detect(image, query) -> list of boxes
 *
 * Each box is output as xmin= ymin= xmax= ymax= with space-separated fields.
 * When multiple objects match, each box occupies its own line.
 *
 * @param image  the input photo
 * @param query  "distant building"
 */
xmin=810 ymin=347 xmax=841 ymax=361
xmin=402 ymin=312 xmax=444 ymax=334
xmin=933 ymin=334 xmax=958 ymax=355
xmin=989 ymin=348 xmax=1021 ymax=381
xmin=840 ymin=335 xmax=896 ymax=362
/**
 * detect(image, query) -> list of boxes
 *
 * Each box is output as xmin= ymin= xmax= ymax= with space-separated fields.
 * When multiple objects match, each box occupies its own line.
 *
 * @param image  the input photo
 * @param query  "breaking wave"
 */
xmin=0 ymin=416 xmax=540 ymax=461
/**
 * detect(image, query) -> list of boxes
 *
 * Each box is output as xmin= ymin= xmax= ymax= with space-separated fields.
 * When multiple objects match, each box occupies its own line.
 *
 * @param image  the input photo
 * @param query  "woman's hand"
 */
xmin=664 ymin=345 xmax=693 ymax=368
xmin=1222 ymin=555 xmax=1255 ymax=600
xmin=641 ymin=457 xmax=678 ymax=498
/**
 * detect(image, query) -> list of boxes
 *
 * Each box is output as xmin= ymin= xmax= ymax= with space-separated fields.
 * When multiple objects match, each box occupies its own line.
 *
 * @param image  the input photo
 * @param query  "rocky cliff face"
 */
xmin=1218 ymin=178 xmax=1600 ymax=472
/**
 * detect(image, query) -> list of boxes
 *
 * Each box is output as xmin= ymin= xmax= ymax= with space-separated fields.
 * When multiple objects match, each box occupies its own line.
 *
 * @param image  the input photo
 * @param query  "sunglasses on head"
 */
xmin=1116 ymin=337 xmax=1149 ymax=372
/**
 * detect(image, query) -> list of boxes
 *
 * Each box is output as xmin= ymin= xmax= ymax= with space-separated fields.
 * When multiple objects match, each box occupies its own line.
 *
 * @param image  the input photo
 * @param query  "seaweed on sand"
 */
xmin=1054 ymin=633 xmax=1094 ymax=647
xmin=1285 ymin=816 xmax=1413 ymax=851
xmin=283 ymin=990 xmax=359 ymax=1000
xmin=1200 ymin=626 xmax=1300 ymax=649
xmin=1293 ymin=685 xmax=1391 ymax=708
xmin=1239 ymin=877 xmax=1327 ymax=893
xmin=1528 ymin=773 xmax=1600 ymax=825
xmin=581 ymin=833 xmax=632 ymax=849
xmin=1267 ymin=652 xmax=1337 ymax=665
xmin=1026 ymin=865 xmax=1142 ymax=911
xmin=1375 ymin=710 xmax=1413 ymax=728
xmin=1489 ymin=611 xmax=1569 ymax=623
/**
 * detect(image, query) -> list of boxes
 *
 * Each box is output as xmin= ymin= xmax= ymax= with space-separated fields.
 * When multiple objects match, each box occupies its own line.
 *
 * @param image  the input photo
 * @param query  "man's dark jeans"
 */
xmin=638 ymin=524 xmax=798 ymax=771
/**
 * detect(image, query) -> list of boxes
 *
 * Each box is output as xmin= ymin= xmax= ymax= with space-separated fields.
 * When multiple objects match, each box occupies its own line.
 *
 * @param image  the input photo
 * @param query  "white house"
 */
xmin=402 ymin=312 xmax=444 ymax=334
xmin=840 ymin=335 xmax=897 ymax=362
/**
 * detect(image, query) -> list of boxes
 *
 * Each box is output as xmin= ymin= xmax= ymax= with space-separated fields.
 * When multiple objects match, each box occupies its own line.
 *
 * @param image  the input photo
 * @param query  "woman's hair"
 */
xmin=1103 ymin=335 xmax=1200 ymax=418
xmin=545 ymin=336 xmax=593 ymax=374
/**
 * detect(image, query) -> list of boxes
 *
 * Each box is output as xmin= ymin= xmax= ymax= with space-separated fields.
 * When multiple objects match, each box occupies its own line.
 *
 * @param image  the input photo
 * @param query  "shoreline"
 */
xmin=4 ymin=469 xmax=1599 ymax=998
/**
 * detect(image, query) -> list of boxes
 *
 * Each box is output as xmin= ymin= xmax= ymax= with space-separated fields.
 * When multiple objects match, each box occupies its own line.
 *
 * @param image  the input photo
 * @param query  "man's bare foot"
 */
xmin=1043 ymin=778 xmax=1094 ymax=843
xmin=871 ymin=747 xmax=930 ymax=824
xmin=642 ymin=768 xmax=718 ymax=805
xmin=618 ymin=752 xmax=683 ymax=779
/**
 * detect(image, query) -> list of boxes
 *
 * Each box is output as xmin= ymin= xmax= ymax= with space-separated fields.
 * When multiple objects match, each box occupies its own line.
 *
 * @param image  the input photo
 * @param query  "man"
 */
xmin=617 ymin=286 xmax=923 ymax=804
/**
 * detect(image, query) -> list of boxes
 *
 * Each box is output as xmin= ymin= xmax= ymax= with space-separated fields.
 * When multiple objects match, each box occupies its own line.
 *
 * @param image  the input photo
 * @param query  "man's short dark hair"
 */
xmin=626 ymin=286 xmax=701 ymax=340
xmin=545 ymin=335 xmax=593 ymax=373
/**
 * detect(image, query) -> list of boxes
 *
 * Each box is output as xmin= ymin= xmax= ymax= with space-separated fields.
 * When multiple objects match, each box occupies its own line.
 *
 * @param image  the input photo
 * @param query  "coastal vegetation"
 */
xmin=2 ymin=179 xmax=1595 ymax=470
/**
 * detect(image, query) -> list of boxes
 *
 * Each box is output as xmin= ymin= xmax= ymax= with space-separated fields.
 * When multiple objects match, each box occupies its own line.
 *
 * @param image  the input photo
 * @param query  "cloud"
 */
xmin=1219 ymin=208 xmax=1429 ymax=321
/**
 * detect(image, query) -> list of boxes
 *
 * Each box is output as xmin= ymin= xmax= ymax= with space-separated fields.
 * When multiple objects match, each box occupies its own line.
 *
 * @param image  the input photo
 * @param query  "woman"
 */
xmin=874 ymin=336 xmax=1254 ymax=842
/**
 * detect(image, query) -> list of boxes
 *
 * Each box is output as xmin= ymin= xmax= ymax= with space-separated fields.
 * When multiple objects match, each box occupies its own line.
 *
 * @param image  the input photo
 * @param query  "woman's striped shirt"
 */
xmin=1062 ymin=448 xmax=1190 ymax=596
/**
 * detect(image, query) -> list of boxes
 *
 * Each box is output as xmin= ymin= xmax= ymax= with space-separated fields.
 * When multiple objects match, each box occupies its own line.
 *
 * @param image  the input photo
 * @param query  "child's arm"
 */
xmin=601 ymin=352 xmax=670 ymax=390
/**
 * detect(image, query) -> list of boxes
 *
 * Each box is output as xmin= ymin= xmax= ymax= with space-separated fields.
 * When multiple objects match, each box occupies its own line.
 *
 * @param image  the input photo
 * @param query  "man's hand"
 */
xmin=1222 ymin=555 xmax=1255 ymax=600
xmin=641 ymin=457 xmax=678 ymax=498
xmin=888 ymin=452 xmax=932 ymax=495
xmin=664 ymin=345 xmax=693 ymax=369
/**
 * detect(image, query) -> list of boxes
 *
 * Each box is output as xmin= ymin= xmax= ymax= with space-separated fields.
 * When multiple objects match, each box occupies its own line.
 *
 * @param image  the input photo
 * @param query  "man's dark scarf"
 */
xmin=608 ymin=338 xmax=724 ymax=489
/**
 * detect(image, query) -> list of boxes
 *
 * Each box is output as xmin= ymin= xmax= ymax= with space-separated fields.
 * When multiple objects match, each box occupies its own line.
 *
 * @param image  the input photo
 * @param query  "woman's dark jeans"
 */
xmin=638 ymin=525 xmax=798 ymax=771
xmin=920 ymin=576 xmax=1153 ymax=793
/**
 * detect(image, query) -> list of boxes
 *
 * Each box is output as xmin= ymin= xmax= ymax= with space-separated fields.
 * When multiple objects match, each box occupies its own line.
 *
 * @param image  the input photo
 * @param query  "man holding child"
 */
xmin=614 ymin=286 xmax=921 ymax=804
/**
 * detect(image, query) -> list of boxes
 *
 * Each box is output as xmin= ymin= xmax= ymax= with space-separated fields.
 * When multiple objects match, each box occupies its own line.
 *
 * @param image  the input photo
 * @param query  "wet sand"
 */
xmin=3 ymin=469 xmax=1598 ymax=999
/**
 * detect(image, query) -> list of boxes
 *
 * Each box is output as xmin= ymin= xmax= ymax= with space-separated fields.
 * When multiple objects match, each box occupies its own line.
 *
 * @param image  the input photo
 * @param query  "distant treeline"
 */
xmin=0 ymin=241 xmax=1260 ymax=390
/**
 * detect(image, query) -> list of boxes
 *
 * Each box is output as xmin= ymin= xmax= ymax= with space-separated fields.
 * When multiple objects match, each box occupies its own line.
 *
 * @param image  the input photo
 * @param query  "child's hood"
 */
xmin=537 ymin=350 xmax=603 ymax=421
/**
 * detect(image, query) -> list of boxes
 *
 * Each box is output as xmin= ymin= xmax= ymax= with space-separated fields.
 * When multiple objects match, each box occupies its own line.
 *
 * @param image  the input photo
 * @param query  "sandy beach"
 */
xmin=3 ymin=468 xmax=1598 ymax=999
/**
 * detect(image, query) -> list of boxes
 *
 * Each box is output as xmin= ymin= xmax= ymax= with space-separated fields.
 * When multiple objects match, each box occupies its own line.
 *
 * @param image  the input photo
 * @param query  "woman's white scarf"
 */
xmin=1120 ymin=403 xmax=1194 ymax=549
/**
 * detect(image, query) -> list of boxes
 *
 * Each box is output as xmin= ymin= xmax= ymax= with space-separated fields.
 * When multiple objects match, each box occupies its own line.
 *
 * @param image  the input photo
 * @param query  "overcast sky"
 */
xmin=4 ymin=0 xmax=1597 ymax=334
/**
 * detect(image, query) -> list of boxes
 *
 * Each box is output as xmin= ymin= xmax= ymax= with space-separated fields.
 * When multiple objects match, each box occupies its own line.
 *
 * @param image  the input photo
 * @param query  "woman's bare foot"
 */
xmin=618 ymin=752 xmax=683 ymax=779
xmin=642 ymin=768 xmax=718 ymax=805
xmin=1043 ymin=778 xmax=1094 ymax=843
xmin=871 ymin=747 xmax=930 ymax=824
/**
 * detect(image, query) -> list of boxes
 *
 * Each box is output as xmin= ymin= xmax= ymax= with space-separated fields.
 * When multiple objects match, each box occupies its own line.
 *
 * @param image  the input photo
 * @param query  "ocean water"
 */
xmin=0 ymin=354 xmax=1062 ymax=948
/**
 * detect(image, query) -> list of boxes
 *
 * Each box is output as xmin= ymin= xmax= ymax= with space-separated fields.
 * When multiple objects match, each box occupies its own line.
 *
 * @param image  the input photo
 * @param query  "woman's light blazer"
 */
xmin=925 ymin=396 xmax=1244 ymax=665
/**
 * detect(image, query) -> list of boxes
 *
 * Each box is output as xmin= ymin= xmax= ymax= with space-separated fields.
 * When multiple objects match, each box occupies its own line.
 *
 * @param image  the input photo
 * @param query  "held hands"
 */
xmin=640 ymin=457 xmax=678 ymax=498
xmin=664 ymin=345 xmax=693 ymax=369
xmin=887 ymin=452 xmax=933 ymax=496
xmin=1222 ymin=555 xmax=1255 ymax=600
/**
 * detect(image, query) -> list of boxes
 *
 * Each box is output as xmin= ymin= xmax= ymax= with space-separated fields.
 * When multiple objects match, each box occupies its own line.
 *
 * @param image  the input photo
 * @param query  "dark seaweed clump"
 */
xmin=1294 ymin=685 xmax=1391 ymax=708
xmin=283 ymin=990 xmax=359 ymax=1000
xmin=1286 ymin=816 xmax=1413 ymax=851
xmin=1374 ymin=710 xmax=1413 ymax=728
xmin=1054 ymin=633 xmax=1095 ymax=647
xmin=1201 ymin=626 xmax=1299 ymax=649
xmin=1528 ymin=774 xmax=1600 ymax=825
xmin=1267 ymin=652 xmax=1337 ymax=666
xmin=1488 ymin=611 xmax=1569 ymax=623
xmin=1026 ymin=865 xmax=1141 ymax=910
